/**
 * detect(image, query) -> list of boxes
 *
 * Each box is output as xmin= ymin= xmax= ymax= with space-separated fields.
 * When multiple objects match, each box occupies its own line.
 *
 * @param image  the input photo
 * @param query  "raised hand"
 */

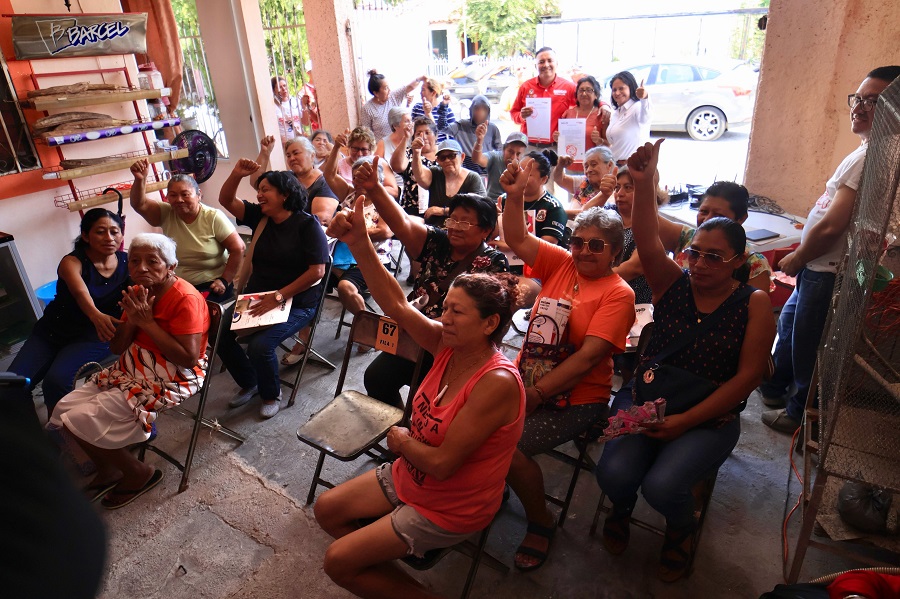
xmin=406 ymin=93 xmax=414 ymax=107
xmin=557 ymin=155 xmax=574 ymax=169
xmin=625 ymin=139 xmax=663 ymax=184
xmin=475 ymin=121 xmax=488 ymax=141
xmin=422 ymin=99 xmax=433 ymax=114
xmin=232 ymin=158 xmax=261 ymax=178
xmin=598 ymin=166 xmax=619 ymax=198
xmin=590 ymin=126 xmax=601 ymax=145
xmin=442 ymin=92 xmax=451 ymax=105
xmin=130 ymin=158 xmax=150 ymax=181
xmin=499 ymin=159 xmax=534 ymax=199
xmin=636 ymin=79 xmax=647 ymax=100
xmin=259 ymin=135 xmax=276 ymax=157
xmin=119 ymin=285 xmax=156 ymax=328
xmin=352 ymin=155 xmax=381 ymax=194
xmin=334 ymin=127 xmax=351 ymax=148
xmin=326 ymin=195 xmax=368 ymax=248
xmin=410 ymin=135 xmax=425 ymax=152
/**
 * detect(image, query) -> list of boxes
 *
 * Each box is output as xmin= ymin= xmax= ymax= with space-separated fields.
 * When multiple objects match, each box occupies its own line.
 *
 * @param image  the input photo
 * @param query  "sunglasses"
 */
xmin=436 ymin=152 xmax=459 ymax=162
xmin=569 ymin=236 xmax=606 ymax=254
xmin=684 ymin=248 xmax=740 ymax=267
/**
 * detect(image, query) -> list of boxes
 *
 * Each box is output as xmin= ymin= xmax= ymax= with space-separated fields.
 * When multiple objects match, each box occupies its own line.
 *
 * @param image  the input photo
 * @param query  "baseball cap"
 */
xmin=436 ymin=139 xmax=463 ymax=155
xmin=504 ymin=132 xmax=528 ymax=147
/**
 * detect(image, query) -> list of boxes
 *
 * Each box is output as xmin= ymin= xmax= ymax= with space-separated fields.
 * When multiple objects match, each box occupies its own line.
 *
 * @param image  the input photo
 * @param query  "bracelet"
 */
xmin=533 ymin=386 xmax=547 ymax=402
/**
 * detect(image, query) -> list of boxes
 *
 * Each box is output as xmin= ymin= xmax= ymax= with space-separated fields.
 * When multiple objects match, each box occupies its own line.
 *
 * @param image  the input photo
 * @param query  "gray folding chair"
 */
xmin=140 ymin=299 xmax=245 ymax=493
xmin=296 ymin=310 xmax=425 ymax=505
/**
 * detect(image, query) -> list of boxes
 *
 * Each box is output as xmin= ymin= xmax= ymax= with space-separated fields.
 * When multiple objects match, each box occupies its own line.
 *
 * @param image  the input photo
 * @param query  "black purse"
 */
xmin=635 ymin=286 xmax=753 ymax=416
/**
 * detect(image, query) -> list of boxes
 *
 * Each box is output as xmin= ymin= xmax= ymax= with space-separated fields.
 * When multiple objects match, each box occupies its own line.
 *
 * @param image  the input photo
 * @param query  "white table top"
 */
xmin=660 ymin=201 xmax=804 ymax=253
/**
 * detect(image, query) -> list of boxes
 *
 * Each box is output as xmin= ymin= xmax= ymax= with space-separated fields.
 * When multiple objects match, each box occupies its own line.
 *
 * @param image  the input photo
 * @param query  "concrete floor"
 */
xmin=55 ymin=287 xmax=863 ymax=599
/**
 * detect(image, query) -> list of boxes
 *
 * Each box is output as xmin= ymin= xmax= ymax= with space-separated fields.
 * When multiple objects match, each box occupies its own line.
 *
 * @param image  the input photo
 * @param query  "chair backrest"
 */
xmin=333 ymin=310 xmax=425 ymax=396
xmin=635 ymin=321 xmax=654 ymax=358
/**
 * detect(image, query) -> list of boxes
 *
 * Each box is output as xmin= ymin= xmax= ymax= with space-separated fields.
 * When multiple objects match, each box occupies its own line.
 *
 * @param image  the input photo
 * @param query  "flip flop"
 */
xmin=602 ymin=512 xmax=631 ymax=555
xmin=101 ymin=469 xmax=164 ymax=510
xmin=82 ymin=478 xmax=122 ymax=503
xmin=658 ymin=522 xmax=697 ymax=583
xmin=514 ymin=521 xmax=556 ymax=572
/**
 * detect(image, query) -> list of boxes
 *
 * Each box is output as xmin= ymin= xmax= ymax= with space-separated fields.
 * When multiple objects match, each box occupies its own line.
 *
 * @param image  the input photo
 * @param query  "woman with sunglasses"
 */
xmin=499 ymin=159 xmax=636 ymax=571
xmin=415 ymin=138 xmax=486 ymax=228
xmin=595 ymin=140 xmax=774 ymax=582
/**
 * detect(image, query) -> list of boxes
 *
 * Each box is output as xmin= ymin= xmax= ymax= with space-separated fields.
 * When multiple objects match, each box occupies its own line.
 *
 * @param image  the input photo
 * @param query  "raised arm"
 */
xmin=129 ymin=159 xmax=162 ymax=226
xmin=579 ymin=167 xmax=618 ymax=211
xmin=249 ymin=136 xmax=276 ymax=191
xmin=498 ymin=160 xmax=543 ymax=266
xmin=472 ymin=122 xmax=489 ymax=168
xmin=409 ymin=137 xmax=433 ymax=189
xmin=353 ymin=156 xmax=428 ymax=258
xmin=552 ymin=156 xmax=579 ymax=194
xmin=218 ymin=159 xmax=260 ymax=222
xmin=58 ymin=255 xmax=121 ymax=342
xmin=327 ymin=196 xmax=442 ymax=354
xmin=322 ymin=132 xmax=351 ymax=199
xmin=628 ymin=140 xmax=682 ymax=299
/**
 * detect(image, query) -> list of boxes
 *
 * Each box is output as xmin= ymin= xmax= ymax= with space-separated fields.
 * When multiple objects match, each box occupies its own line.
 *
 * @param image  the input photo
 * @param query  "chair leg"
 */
xmin=590 ymin=491 xmax=609 ymax=537
xmin=307 ymin=451 xmax=327 ymax=505
xmin=335 ymin=305 xmax=347 ymax=340
xmin=556 ymin=438 xmax=591 ymax=527
xmin=460 ymin=526 xmax=490 ymax=599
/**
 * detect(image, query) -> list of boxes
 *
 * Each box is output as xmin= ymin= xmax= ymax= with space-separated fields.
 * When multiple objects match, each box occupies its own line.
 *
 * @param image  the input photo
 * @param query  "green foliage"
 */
xmin=730 ymin=0 xmax=769 ymax=63
xmin=456 ymin=0 xmax=560 ymax=58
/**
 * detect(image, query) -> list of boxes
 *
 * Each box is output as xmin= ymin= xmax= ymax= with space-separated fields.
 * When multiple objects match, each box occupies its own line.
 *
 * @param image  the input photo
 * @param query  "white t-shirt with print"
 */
xmin=802 ymin=142 xmax=867 ymax=273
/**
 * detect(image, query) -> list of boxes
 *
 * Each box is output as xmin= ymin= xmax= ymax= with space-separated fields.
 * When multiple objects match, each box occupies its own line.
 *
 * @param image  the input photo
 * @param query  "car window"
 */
xmin=629 ymin=65 xmax=653 ymax=85
xmin=698 ymin=67 xmax=721 ymax=80
xmin=656 ymin=64 xmax=696 ymax=85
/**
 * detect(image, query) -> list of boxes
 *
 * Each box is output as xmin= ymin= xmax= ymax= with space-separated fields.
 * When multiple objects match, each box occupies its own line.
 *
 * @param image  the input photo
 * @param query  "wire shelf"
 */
xmin=54 ymin=171 xmax=171 ymax=209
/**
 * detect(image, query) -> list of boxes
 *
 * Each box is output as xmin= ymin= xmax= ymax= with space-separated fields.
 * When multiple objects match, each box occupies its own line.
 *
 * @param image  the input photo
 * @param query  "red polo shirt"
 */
xmin=510 ymin=76 xmax=576 ymax=143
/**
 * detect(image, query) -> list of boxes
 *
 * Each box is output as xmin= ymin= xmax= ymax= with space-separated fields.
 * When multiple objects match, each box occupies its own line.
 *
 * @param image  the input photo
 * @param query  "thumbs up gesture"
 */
xmin=636 ymin=79 xmax=647 ymax=100
xmin=590 ymin=126 xmax=601 ymax=145
xmin=334 ymin=127 xmax=351 ymax=148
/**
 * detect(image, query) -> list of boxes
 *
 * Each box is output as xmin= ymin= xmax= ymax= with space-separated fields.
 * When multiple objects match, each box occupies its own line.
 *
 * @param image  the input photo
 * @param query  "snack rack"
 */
xmin=18 ymin=60 xmax=181 ymax=213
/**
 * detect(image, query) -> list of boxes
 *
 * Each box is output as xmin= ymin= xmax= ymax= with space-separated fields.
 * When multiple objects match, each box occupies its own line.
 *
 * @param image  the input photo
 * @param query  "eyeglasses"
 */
xmin=348 ymin=145 xmax=371 ymax=155
xmin=569 ymin=236 xmax=606 ymax=254
xmin=847 ymin=94 xmax=879 ymax=112
xmin=577 ymin=87 xmax=596 ymax=94
xmin=684 ymin=248 xmax=741 ymax=267
xmin=436 ymin=152 xmax=458 ymax=162
xmin=445 ymin=218 xmax=476 ymax=231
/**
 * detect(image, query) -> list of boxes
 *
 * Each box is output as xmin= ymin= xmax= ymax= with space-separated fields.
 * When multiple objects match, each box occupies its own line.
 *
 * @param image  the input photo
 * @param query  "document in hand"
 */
xmin=231 ymin=292 xmax=293 ymax=331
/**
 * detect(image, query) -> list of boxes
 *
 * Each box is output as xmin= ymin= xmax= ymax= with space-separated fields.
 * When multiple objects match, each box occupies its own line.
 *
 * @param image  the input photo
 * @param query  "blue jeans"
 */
xmin=595 ymin=418 xmax=740 ymax=528
xmin=758 ymin=268 xmax=835 ymax=421
xmin=217 ymin=305 xmax=317 ymax=401
xmin=9 ymin=327 xmax=113 ymax=413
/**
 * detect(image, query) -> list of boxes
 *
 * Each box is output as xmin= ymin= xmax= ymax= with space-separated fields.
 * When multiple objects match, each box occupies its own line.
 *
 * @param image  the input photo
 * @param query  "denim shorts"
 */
xmin=375 ymin=462 xmax=472 ymax=557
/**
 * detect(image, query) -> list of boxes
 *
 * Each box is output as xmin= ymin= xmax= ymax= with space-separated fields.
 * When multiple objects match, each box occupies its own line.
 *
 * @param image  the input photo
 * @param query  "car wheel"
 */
xmin=687 ymin=106 xmax=727 ymax=141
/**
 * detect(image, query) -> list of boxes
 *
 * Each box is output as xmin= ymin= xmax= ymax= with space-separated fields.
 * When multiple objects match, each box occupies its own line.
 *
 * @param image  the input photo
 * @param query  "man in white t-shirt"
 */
xmin=761 ymin=65 xmax=900 ymax=434
xmin=272 ymin=76 xmax=303 ymax=145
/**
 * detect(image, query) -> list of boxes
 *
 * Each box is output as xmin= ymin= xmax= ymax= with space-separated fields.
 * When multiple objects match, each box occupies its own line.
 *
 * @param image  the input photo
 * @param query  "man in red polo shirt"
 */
xmin=510 ymin=47 xmax=575 ymax=194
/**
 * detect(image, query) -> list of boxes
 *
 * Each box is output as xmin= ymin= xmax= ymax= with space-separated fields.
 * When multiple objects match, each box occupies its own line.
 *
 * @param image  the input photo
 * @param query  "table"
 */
xmin=660 ymin=201 xmax=804 ymax=253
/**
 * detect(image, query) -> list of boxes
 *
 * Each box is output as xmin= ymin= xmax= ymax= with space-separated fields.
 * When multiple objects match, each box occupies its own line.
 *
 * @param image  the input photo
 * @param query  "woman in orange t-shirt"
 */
xmin=499 ymin=159 xmax=636 ymax=572
xmin=313 ymin=174 xmax=525 ymax=598
xmin=50 ymin=233 xmax=209 ymax=509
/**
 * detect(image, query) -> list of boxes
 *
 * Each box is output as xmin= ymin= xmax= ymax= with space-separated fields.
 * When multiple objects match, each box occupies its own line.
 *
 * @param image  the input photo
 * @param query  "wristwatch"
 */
xmin=274 ymin=291 xmax=284 ymax=303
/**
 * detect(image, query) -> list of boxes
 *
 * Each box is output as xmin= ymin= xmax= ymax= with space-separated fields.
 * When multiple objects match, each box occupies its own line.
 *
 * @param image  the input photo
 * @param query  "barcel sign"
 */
xmin=12 ymin=13 xmax=148 ymax=59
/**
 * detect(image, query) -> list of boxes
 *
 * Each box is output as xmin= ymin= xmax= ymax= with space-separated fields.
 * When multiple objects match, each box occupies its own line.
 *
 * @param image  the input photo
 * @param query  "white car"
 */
xmin=602 ymin=60 xmax=758 ymax=141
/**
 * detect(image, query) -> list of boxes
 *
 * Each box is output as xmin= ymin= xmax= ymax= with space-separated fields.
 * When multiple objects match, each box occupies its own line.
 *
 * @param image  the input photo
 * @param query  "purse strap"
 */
xmin=644 ymin=285 xmax=753 ymax=366
xmin=233 ymin=215 xmax=268 ymax=294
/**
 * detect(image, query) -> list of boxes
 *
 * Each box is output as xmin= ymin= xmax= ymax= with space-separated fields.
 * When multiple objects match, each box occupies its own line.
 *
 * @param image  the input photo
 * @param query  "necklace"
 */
xmin=436 ymin=346 xmax=495 ymax=402
xmin=696 ymin=281 xmax=738 ymax=323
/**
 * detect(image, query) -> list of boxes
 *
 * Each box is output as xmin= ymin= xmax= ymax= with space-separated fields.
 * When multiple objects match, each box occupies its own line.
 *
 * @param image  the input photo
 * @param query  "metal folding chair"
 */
xmin=140 ymin=299 xmax=245 ymax=493
xmin=296 ymin=310 xmax=425 ymax=505
xmin=277 ymin=258 xmax=337 ymax=408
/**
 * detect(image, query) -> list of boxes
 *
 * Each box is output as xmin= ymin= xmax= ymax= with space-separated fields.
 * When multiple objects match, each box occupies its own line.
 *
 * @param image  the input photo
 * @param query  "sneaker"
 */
xmin=229 ymin=386 xmax=258 ymax=408
xmin=260 ymin=395 xmax=281 ymax=419
xmin=761 ymin=408 xmax=801 ymax=434
xmin=757 ymin=386 xmax=788 ymax=409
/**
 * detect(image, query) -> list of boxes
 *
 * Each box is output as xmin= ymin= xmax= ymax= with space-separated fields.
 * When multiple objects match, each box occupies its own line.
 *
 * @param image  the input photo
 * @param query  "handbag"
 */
xmin=518 ymin=313 xmax=576 ymax=410
xmin=634 ymin=286 xmax=753 ymax=416
xmin=232 ymin=215 xmax=268 ymax=294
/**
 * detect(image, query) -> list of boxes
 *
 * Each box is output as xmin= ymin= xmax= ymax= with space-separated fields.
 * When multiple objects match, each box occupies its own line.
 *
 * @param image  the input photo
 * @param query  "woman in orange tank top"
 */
xmin=313 ymin=159 xmax=526 ymax=598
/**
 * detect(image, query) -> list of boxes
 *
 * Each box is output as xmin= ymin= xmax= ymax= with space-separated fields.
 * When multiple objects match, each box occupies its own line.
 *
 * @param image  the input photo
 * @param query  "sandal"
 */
xmin=514 ymin=521 xmax=556 ymax=572
xmin=602 ymin=511 xmax=631 ymax=555
xmin=100 ymin=469 xmax=164 ymax=510
xmin=82 ymin=477 xmax=122 ymax=503
xmin=281 ymin=349 xmax=306 ymax=366
xmin=658 ymin=521 xmax=697 ymax=583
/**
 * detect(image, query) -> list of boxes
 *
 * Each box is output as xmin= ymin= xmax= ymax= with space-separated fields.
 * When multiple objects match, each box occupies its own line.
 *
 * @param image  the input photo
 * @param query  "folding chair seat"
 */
xmin=137 ymin=299 xmax=245 ymax=493
xmin=297 ymin=310 xmax=425 ymax=505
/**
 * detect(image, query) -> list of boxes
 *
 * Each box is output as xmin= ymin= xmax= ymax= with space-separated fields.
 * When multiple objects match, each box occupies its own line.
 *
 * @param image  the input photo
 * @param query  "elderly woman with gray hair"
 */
xmin=552 ymin=145 xmax=619 ymax=218
xmin=50 ymin=233 xmax=210 ymax=509
xmin=130 ymin=159 xmax=245 ymax=302
xmin=499 ymin=159 xmax=636 ymax=571
xmin=376 ymin=106 xmax=412 ymax=162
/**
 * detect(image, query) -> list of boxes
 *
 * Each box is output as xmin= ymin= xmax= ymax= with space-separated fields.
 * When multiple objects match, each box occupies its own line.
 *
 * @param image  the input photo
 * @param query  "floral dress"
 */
xmin=400 ymin=148 xmax=438 ymax=216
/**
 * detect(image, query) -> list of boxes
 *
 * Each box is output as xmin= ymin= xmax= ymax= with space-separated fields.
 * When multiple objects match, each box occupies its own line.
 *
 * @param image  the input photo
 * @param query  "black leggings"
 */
xmin=364 ymin=351 xmax=434 ymax=408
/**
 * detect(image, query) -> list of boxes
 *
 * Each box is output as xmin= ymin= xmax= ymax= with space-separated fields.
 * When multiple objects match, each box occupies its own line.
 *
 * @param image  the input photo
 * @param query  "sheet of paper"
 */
xmin=557 ymin=118 xmax=586 ymax=161
xmin=231 ymin=292 xmax=293 ymax=330
xmin=502 ymin=209 xmax=535 ymax=266
xmin=525 ymin=97 xmax=551 ymax=142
